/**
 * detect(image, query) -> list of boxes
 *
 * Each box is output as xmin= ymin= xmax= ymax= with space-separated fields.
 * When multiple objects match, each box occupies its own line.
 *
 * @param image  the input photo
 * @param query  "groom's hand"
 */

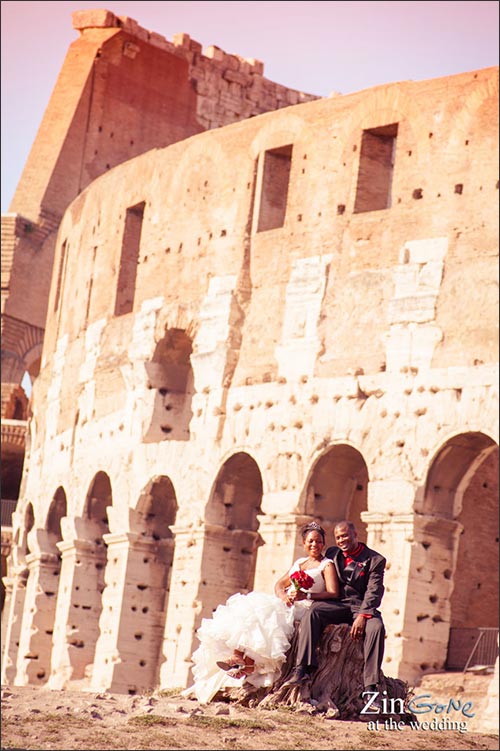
xmin=350 ymin=614 xmax=366 ymax=640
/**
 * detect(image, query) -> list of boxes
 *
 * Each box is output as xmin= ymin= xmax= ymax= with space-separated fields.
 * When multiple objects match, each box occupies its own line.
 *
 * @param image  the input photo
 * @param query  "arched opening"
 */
xmin=201 ymin=453 xmax=264 ymax=615
xmin=417 ymin=432 xmax=498 ymax=673
xmin=20 ymin=503 xmax=35 ymax=560
xmin=84 ymin=471 xmax=112 ymax=533
xmin=55 ymin=472 xmax=111 ymax=686
xmin=143 ymin=328 xmax=194 ymax=442
xmin=97 ymin=475 xmax=178 ymax=694
xmin=15 ymin=489 xmax=67 ymax=686
xmin=47 ymin=487 xmax=67 ymax=543
xmin=301 ymin=444 xmax=369 ymax=545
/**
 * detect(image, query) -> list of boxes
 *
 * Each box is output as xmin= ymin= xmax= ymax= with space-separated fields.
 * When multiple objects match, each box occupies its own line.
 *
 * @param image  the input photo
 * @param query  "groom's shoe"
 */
xmin=360 ymin=684 xmax=383 ymax=714
xmin=282 ymin=666 xmax=308 ymax=687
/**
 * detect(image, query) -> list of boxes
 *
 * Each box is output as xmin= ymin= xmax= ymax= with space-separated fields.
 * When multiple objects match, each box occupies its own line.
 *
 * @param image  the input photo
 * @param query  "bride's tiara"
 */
xmin=302 ymin=521 xmax=326 ymax=537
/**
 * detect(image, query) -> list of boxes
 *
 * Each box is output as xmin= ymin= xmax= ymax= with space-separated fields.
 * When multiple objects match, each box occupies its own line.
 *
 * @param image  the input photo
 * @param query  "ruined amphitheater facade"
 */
xmin=1 ymin=11 xmax=498 ymax=712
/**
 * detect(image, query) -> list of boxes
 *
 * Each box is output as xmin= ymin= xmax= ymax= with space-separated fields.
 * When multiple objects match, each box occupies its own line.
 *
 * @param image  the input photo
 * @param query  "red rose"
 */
xmin=290 ymin=570 xmax=314 ymax=591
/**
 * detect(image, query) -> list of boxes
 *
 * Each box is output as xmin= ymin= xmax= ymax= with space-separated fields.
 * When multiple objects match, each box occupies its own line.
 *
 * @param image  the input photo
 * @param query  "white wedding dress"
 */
xmin=182 ymin=557 xmax=332 ymax=704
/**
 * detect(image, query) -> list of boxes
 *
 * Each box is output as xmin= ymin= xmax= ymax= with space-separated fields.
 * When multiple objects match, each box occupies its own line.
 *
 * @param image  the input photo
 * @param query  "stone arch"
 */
xmin=1 ymin=384 xmax=29 ymax=506
xmin=408 ymin=432 xmax=498 ymax=676
xmin=91 ymin=475 xmax=178 ymax=694
xmin=48 ymin=472 xmax=112 ymax=689
xmin=18 ymin=503 xmax=35 ymax=562
xmin=84 ymin=470 xmax=112 ymax=532
xmin=46 ymin=486 xmax=67 ymax=545
xmin=12 ymin=488 xmax=67 ymax=687
xmin=201 ymin=452 xmax=264 ymax=615
xmin=143 ymin=328 xmax=194 ymax=442
xmin=134 ymin=475 xmax=178 ymax=539
xmin=426 ymin=432 xmax=498 ymax=670
xmin=300 ymin=443 xmax=369 ymax=545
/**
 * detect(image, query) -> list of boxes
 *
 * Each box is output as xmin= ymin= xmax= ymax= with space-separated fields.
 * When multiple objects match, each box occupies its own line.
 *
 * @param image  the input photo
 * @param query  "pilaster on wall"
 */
xmin=13 ymin=552 xmax=60 ymax=686
xmin=48 ymin=538 xmax=106 ymax=690
xmin=0 ymin=567 xmax=28 ymax=685
xmin=160 ymin=524 xmax=206 ymax=689
xmin=397 ymin=514 xmax=464 ymax=683
xmin=91 ymin=532 xmax=173 ymax=694
xmin=361 ymin=510 xmax=416 ymax=680
xmin=253 ymin=511 xmax=315 ymax=592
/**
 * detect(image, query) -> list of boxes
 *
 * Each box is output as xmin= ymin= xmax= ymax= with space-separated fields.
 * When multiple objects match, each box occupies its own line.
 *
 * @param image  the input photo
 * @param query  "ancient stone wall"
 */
xmin=0 ymin=11 xmax=498 ymax=728
xmin=0 ymin=8 xmax=318 ymax=638
xmin=2 ymin=6 xmax=316 ymax=396
xmin=2 ymin=64 xmax=497 ymax=702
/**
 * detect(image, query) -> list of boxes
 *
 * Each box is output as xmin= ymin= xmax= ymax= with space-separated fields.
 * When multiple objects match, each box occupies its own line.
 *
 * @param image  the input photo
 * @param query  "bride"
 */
xmin=183 ymin=522 xmax=340 ymax=703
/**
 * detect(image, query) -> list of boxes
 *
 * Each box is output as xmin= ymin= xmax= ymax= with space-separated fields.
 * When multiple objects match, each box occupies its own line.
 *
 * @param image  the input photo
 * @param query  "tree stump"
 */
xmin=224 ymin=624 xmax=411 ymax=720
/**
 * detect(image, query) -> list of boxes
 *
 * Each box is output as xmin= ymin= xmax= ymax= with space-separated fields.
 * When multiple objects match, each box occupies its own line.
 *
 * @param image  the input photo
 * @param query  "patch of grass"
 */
xmin=29 ymin=713 xmax=91 ymax=729
xmin=186 ymin=715 xmax=271 ymax=731
xmin=155 ymin=688 xmax=185 ymax=698
xmin=128 ymin=714 xmax=178 ymax=727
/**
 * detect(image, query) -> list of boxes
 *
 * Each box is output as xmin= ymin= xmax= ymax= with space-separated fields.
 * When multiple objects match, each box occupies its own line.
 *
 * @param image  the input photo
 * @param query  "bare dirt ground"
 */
xmin=1 ymin=683 xmax=498 ymax=751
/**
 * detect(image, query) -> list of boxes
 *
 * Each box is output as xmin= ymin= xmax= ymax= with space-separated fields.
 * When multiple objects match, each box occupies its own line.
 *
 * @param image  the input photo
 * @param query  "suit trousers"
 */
xmin=295 ymin=601 xmax=385 ymax=688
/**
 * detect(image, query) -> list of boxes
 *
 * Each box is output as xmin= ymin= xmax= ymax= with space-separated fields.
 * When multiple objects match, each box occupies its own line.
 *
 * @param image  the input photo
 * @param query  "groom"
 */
xmin=284 ymin=520 xmax=386 ymax=713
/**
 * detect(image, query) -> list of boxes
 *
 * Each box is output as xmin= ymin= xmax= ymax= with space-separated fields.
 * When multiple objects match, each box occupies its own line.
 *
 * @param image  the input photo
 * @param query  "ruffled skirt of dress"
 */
xmin=182 ymin=591 xmax=301 ymax=704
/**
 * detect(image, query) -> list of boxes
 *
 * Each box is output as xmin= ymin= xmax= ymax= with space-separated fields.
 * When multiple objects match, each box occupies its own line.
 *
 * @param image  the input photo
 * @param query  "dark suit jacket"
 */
xmin=325 ymin=543 xmax=386 ymax=617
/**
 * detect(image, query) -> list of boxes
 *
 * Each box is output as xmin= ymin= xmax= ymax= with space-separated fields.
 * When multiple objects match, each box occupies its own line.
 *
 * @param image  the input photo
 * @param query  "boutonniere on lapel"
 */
xmin=358 ymin=561 xmax=367 ymax=576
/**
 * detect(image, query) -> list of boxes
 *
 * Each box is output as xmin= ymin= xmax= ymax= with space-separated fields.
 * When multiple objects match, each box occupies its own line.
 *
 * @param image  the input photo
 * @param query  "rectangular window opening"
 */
xmin=256 ymin=144 xmax=293 ymax=232
xmin=353 ymin=123 xmax=398 ymax=213
xmin=114 ymin=201 xmax=145 ymax=317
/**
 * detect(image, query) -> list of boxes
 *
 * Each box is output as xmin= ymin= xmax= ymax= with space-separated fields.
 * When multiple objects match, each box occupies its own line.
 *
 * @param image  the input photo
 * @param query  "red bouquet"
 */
xmin=290 ymin=570 xmax=314 ymax=591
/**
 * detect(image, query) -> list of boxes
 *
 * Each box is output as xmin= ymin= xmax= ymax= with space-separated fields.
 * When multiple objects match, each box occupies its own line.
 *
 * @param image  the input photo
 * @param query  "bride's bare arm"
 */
xmin=274 ymin=570 xmax=296 ymax=607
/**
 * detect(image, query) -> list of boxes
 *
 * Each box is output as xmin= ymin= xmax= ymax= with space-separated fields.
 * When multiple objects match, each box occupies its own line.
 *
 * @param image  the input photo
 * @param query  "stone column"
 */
xmin=396 ymin=513 xmax=463 ymax=683
xmin=160 ymin=515 xmax=312 ymax=690
xmin=253 ymin=512 xmax=314 ymax=592
xmin=47 ymin=536 xmax=106 ymax=689
xmin=90 ymin=532 xmax=172 ymax=694
xmin=14 ymin=551 xmax=60 ymax=686
xmin=361 ymin=510 xmax=415 ymax=680
xmin=1 ymin=566 xmax=28 ymax=684
xmin=159 ymin=523 xmax=206 ymax=690
xmin=160 ymin=521 xmax=261 ymax=689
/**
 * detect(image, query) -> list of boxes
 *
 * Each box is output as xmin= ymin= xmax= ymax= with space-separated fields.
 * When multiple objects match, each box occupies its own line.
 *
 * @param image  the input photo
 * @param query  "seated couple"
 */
xmin=183 ymin=520 xmax=386 ymax=710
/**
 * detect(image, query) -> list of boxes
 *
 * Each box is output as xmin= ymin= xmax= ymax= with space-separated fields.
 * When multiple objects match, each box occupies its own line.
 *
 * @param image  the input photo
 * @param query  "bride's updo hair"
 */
xmin=301 ymin=521 xmax=326 ymax=542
